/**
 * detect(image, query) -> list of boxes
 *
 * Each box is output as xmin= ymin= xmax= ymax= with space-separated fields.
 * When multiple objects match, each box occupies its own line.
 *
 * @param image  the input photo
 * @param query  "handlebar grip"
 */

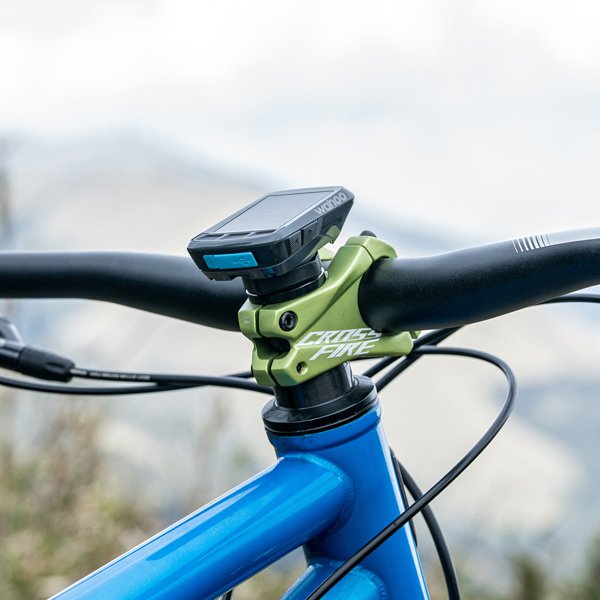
xmin=359 ymin=229 xmax=600 ymax=332
xmin=0 ymin=252 xmax=246 ymax=331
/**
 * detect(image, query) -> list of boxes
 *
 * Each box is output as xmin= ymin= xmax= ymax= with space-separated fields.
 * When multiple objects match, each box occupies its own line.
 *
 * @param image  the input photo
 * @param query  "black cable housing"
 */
xmin=363 ymin=327 xmax=461 ymax=382
xmin=543 ymin=292 xmax=600 ymax=306
xmin=71 ymin=368 xmax=269 ymax=394
xmin=307 ymin=346 xmax=517 ymax=599
xmin=392 ymin=452 xmax=460 ymax=600
xmin=0 ymin=373 xmax=270 ymax=396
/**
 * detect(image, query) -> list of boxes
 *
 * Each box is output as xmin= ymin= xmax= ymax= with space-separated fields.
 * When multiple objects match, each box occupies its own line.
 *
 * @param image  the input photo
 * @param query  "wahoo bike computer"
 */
xmin=188 ymin=187 xmax=353 ymax=282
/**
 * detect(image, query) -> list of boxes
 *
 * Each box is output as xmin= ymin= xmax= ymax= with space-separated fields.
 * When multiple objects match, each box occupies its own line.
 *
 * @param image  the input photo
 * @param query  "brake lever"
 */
xmin=0 ymin=316 xmax=24 ymax=344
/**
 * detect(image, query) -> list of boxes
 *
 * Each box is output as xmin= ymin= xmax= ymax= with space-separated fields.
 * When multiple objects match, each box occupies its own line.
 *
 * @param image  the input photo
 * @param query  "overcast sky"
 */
xmin=1 ymin=0 xmax=599 ymax=240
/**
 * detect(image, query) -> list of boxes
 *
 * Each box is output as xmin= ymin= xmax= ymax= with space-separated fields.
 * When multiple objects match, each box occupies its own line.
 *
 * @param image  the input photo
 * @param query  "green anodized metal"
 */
xmin=238 ymin=236 xmax=418 ymax=387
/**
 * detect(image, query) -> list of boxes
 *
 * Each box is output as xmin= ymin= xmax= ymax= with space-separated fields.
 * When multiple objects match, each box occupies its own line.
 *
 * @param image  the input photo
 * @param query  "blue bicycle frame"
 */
xmin=52 ymin=395 xmax=429 ymax=599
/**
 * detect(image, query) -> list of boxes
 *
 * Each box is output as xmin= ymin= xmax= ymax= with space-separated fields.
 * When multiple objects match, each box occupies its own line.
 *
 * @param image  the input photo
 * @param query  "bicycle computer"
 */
xmin=188 ymin=187 xmax=353 ymax=281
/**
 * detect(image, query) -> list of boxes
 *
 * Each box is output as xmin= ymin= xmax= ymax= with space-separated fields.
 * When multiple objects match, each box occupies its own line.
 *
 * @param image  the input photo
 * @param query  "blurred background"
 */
xmin=1 ymin=1 xmax=600 ymax=598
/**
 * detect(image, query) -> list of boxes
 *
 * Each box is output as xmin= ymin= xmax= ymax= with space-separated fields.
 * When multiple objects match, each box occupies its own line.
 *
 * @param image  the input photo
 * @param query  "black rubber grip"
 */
xmin=359 ymin=238 xmax=600 ymax=332
xmin=0 ymin=252 xmax=246 ymax=331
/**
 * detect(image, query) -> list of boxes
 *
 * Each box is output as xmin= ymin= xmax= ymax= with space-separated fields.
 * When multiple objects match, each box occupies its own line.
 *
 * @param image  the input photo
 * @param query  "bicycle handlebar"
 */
xmin=0 ymin=252 xmax=245 ymax=331
xmin=1 ymin=228 xmax=599 ymax=334
xmin=359 ymin=230 xmax=600 ymax=331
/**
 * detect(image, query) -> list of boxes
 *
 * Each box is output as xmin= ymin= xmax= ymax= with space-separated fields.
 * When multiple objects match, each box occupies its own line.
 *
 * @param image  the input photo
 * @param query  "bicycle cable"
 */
xmin=544 ymin=292 xmax=600 ymax=306
xmin=365 ymin=291 xmax=600 ymax=385
xmin=307 ymin=345 xmax=517 ymax=599
xmin=377 ymin=328 xmax=463 ymax=599
xmin=5 ymin=289 xmax=587 ymax=398
xmin=0 ymin=373 xmax=270 ymax=396
xmin=70 ymin=368 xmax=269 ymax=393
xmin=363 ymin=326 xmax=461 ymax=380
xmin=359 ymin=292 xmax=600 ymax=599
xmin=363 ymin=293 xmax=600 ymax=390
xmin=391 ymin=452 xmax=460 ymax=600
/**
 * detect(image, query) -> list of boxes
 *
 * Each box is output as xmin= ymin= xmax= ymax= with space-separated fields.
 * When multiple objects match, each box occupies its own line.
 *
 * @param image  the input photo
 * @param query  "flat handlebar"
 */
xmin=359 ymin=229 xmax=600 ymax=331
xmin=1 ymin=228 xmax=600 ymax=334
xmin=0 ymin=252 xmax=246 ymax=331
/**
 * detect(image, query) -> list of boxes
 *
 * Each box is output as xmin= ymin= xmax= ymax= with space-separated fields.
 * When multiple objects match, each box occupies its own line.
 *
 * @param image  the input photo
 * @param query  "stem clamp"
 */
xmin=239 ymin=236 xmax=417 ymax=387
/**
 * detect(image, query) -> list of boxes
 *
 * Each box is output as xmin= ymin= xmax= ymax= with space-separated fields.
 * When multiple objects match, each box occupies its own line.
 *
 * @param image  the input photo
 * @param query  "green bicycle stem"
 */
xmin=239 ymin=236 xmax=418 ymax=387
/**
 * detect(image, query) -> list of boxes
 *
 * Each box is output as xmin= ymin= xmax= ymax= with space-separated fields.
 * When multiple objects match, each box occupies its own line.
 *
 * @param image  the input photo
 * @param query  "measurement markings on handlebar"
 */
xmin=512 ymin=235 xmax=550 ymax=253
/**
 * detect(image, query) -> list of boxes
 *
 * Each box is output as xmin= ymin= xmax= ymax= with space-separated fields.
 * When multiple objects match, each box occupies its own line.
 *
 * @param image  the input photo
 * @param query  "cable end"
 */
xmin=17 ymin=347 xmax=75 ymax=382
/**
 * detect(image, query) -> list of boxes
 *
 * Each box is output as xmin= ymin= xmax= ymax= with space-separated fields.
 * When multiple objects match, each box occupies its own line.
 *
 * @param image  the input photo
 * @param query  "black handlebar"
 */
xmin=2 ymin=229 xmax=600 ymax=334
xmin=0 ymin=252 xmax=246 ymax=331
xmin=359 ymin=234 xmax=600 ymax=332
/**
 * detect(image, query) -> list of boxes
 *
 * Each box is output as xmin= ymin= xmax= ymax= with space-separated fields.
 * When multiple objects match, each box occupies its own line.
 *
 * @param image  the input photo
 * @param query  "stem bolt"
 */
xmin=279 ymin=311 xmax=297 ymax=331
xmin=296 ymin=362 xmax=308 ymax=374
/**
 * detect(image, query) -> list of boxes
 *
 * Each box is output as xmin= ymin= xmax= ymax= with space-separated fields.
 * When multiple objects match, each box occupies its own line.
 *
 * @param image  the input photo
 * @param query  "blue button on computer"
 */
xmin=203 ymin=252 xmax=258 ymax=270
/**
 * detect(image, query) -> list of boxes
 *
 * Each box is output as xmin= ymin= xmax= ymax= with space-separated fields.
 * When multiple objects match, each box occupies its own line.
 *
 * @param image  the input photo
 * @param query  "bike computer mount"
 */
xmin=188 ymin=187 xmax=353 ymax=300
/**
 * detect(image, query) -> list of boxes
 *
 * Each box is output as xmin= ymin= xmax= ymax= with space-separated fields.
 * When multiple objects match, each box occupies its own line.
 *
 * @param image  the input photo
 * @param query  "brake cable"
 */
xmin=308 ymin=346 xmax=517 ymax=599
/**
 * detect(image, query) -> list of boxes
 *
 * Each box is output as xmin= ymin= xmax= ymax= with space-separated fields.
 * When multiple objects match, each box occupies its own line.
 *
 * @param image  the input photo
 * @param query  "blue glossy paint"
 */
xmin=53 ymin=399 xmax=429 ymax=599
xmin=271 ymin=403 xmax=429 ymax=599
xmin=52 ymin=456 xmax=349 ymax=600
xmin=285 ymin=560 xmax=386 ymax=599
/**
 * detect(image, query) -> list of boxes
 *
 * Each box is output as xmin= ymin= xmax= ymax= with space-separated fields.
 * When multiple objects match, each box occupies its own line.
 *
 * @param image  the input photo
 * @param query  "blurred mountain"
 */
xmin=1 ymin=131 xmax=599 ymax=573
